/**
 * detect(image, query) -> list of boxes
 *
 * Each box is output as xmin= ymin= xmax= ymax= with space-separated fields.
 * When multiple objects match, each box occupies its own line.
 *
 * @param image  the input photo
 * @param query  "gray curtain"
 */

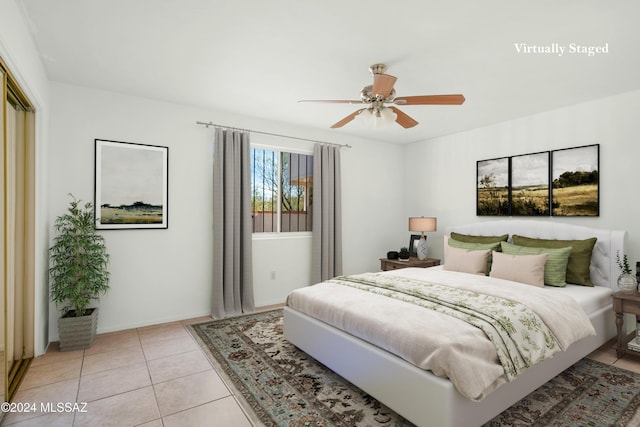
xmin=212 ymin=128 xmax=255 ymax=318
xmin=311 ymin=144 xmax=343 ymax=283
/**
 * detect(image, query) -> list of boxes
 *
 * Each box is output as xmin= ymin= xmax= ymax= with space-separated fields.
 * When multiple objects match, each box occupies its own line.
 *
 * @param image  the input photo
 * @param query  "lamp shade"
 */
xmin=408 ymin=217 xmax=437 ymax=232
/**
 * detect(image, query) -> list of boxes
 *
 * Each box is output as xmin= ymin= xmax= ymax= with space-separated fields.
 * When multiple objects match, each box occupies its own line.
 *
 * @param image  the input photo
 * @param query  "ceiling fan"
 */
xmin=299 ymin=63 xmax=465 ymax=129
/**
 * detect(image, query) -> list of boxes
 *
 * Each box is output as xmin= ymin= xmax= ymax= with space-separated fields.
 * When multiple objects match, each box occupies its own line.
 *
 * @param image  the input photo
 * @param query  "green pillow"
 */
xmin=450 ymin=232 xmax=509 ymax=244
xmin=448 ymin=238 xmax=502 ymax=275
xmin=500 ymin=242 xmax=572 ymax=287
xmin=511 ymin=235 xmax=597 ymax=287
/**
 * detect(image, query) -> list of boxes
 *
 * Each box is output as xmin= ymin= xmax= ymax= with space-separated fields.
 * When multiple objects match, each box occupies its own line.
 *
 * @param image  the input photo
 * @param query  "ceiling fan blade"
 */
xmin=330 ymin=109 xmax=366 ymax=128
xmin=372 ymin=74 xmax=397 ymax=98
xmin=298 ymin=99 xmax=364 ymax=104
xmin=388 ymin=106 xmax=419 ymax=128
xmin=394 ymin=94 xmax=465 ymax=105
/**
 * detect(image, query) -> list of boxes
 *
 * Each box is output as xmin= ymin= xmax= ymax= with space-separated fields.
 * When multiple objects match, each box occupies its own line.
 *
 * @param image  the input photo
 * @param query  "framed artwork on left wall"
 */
xmin=94 ymin=139 xmax=169 ymax=229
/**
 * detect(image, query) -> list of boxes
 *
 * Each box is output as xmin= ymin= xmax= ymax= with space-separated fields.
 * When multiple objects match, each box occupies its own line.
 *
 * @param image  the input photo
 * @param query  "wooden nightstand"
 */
xmin=612 ymin=290 xmax=640 ymax=358
xmin=380 ymin=257 xmax=440 ymax=271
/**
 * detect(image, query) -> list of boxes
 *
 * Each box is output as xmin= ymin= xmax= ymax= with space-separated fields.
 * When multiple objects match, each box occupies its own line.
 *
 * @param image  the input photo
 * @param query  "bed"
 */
xmin=284 ymin=219 xmax=625 ymax=427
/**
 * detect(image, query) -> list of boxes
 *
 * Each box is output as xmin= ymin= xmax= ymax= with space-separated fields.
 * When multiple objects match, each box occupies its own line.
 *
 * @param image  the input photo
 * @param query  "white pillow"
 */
xmin=443 ymin=245 xmax=490 ymax=275
xmin=489 ymin=251 xmax=548 ymax=287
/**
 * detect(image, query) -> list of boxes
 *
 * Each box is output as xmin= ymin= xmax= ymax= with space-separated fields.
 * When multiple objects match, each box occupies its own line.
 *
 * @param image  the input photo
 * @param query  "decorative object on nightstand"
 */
xmin=398 ymin=247 xmax=410 ymax=261
xmin=616 ymin=251 xmax=637 ymax=291
xmin=409 ymin=216 xmax=437 ymax=260
xmin=628 ymin=321 xmax=640 ymax=353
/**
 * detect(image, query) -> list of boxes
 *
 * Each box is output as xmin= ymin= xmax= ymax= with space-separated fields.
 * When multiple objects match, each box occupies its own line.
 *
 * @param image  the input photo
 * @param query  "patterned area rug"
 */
xmin=188 ymin=309 xmax=640 ymax=426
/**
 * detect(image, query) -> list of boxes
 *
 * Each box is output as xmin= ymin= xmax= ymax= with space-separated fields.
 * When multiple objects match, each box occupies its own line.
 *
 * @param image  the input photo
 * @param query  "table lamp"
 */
xmin=409 ymin=217 xmax=437 ymax=260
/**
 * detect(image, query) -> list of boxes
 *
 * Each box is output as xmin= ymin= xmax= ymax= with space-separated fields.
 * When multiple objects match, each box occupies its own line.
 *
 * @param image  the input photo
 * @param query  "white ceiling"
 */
xmin=16 ymin=0 xmax=640 ymax=144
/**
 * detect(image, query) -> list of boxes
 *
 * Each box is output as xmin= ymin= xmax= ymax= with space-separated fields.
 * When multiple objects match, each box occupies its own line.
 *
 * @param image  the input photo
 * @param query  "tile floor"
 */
xmin=2 ymin=315 xmax=639 ymax=427
xmin=1 ymin=314 xmax=255 ymax=427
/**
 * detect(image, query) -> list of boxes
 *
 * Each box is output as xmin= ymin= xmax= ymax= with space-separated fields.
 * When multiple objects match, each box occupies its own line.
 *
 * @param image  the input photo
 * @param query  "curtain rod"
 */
xmin=196 ymin=121 xmax=351 ymax=148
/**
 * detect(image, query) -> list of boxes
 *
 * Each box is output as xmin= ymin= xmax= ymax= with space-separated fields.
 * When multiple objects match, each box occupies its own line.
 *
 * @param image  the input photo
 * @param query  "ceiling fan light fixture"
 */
xmin=362 ymin=107 xmax=396 ymax=129
xmin=357 ymin=108 xmax=372 ymax=124
xmin=372 ymin=110 xmax=384 ymax=129
xmin=380 ymin=106 xmax=397 ymax=125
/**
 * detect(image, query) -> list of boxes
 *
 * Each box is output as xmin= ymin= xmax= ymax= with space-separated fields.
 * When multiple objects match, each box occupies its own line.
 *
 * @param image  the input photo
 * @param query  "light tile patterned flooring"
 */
xmin=2 ymin=312 xmax=639 ymax=427
xmin=1 ymin=314 xmax=254 ymax=427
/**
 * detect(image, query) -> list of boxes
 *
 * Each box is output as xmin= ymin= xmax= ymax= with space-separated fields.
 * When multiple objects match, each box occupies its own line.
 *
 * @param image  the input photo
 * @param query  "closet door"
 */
xmin=5 ymin=103 xmax=22 ymax=394
xmin=1 ymin=60 xmax=35 ymax=405
xmin=0 ymin=67 xmax=5 ymax=405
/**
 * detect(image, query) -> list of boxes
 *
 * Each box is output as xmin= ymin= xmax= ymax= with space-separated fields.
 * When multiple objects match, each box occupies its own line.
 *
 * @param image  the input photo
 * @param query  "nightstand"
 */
xmin=612 ymin=290 xmax=640 ymax=358
xmin=380 ymin=257 xmax=440 ymax=271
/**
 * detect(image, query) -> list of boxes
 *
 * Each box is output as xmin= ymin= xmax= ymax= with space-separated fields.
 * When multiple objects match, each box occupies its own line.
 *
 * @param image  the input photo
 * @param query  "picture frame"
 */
xmin=477 ymin=144 xmax=599 ymax=218
xmin=551 ymin=144 xmax=599 ymax=216
xmin=94 ymin=139 xmax=169 ymax=229
xmin=477 ymin=157 xmax=510 ymax=216
xmin=510 ymin=151 xmax=550 ymax=216
xmin=409 ymin=234 xmax=423 ymax=257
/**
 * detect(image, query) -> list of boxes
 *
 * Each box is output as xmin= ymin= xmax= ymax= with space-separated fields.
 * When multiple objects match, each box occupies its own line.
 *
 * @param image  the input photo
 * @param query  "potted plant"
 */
xmin=49 ymin=195 xmax=110 ymax=351
xmin=616 ymin=250 xmax=637 ymax=292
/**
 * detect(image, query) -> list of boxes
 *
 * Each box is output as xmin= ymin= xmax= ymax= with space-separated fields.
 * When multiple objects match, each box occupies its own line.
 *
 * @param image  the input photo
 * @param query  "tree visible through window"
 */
xmin=251 ymin=148 xmax=313 ymax=233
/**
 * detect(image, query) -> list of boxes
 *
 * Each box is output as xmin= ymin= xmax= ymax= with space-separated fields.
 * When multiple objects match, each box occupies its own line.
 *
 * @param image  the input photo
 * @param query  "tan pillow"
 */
xmin=443 ymin=245 xmax=491 ymax=275
xmin=447 ymin=236 xmax=502 ymax=275
xmin=489 ymin=251 xmax=548 ymax=287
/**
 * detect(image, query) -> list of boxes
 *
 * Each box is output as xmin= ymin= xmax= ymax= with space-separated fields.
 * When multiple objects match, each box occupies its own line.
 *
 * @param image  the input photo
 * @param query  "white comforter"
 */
xmin=286 ymin=267 xmax=596 ymax=401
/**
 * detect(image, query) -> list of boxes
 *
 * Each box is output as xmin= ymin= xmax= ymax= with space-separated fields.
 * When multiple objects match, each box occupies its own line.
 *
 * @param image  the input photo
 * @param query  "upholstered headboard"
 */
xmin=446 ymin=219 xmax=627 ymax=290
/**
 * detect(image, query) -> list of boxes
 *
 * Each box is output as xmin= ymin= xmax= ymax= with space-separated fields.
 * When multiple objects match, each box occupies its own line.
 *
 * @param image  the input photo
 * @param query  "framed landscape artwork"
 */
xmin=94 ymin=139 xmax=169 ymax=229
xmin=510 ymin=151 xmax=550 ymax=216
xmin=551 ymin=144 xmax=599 ymax=216
xmin=477 ymin=144 xmax=598 ymax=217
xmin=477 ymin=157 xmax=510 ymax=216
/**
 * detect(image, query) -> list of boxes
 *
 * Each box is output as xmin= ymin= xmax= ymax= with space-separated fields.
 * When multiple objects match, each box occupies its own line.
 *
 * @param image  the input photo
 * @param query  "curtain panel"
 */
xmin=311 ymin=144 xmax=343 ymax=283
xmin=212 ymin=128 xmax=255 ymax=318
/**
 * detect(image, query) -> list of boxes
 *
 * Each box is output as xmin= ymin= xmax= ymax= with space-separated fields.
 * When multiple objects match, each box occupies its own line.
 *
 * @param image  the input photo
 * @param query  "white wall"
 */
xmin=404 ymin=90 xmax=640 ymax=266
xmin=47 ymin=82 xmax=405 ymax=340
xmin=0 ymin=0 xmax=51 ymax=356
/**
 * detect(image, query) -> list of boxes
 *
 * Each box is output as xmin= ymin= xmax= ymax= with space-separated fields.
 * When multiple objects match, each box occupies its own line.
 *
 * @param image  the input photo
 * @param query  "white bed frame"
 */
xmin=284 ymin=219 xmax=626 ymax=427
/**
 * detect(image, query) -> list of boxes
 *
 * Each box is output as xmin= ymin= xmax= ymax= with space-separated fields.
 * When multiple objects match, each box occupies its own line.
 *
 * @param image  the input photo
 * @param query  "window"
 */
xmin=251 ymin=148 xmax=313 ymax=233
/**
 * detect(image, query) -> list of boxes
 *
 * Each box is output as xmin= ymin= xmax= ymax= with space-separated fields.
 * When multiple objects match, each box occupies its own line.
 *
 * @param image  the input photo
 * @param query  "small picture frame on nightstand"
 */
xmin=409 ymin=235 xmax=424 ymax=258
